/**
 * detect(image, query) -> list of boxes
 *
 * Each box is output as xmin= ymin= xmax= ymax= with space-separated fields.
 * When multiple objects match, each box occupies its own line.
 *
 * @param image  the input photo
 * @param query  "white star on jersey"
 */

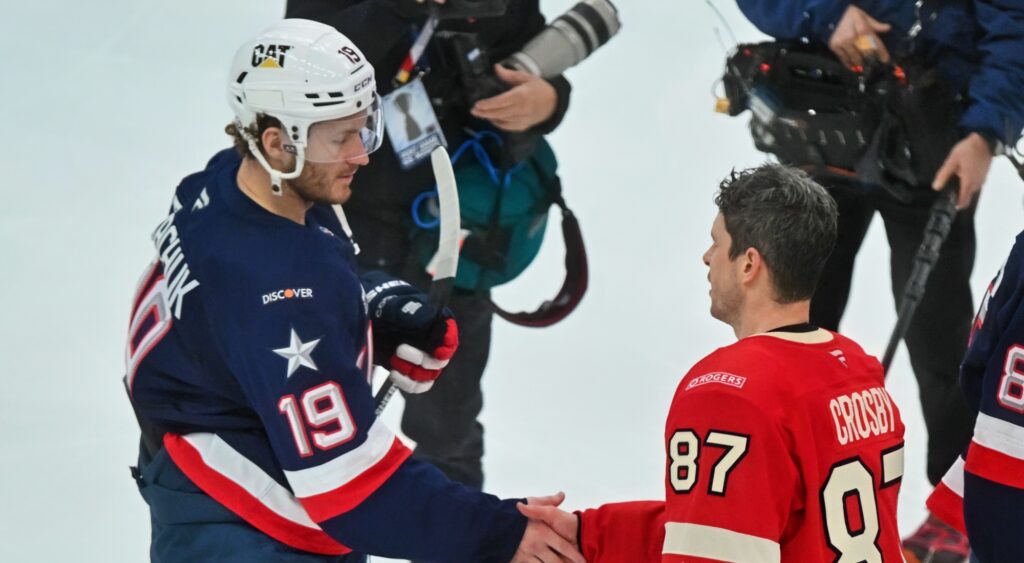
xmin=274 ymin=328 xmax=320 ymax=378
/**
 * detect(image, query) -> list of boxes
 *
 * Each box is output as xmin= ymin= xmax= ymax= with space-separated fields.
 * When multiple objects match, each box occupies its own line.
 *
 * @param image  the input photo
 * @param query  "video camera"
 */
xmin=445 ymin=0 xmax=619 ymax=103
xmin=435 ymin=0 xmax=621 ymax=161
xmin=719 ymin=41 xmax=962 ymax=201
xmin=427 ymin=0 xmax=510 ymax=20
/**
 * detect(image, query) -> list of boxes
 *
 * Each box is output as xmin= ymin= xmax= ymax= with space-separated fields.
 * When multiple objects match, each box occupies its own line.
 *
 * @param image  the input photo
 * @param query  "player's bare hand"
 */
xmin=518 ymin=501 xmax=580 ymax=549
xmin=470 ymin=64 xmax=557 ymax=132
xmin=932 ymin=132 xmax=994 ymax=209
xmin=525 ymin=491 xmax=566 ymax=508
xmin=828 ymin=5 xmax=891 ymax=68
xmin=511 ymin=519 xmax=585 ymax=563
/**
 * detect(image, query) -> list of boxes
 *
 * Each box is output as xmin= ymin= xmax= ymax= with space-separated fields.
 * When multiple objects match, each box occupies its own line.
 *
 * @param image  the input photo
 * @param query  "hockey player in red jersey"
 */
xmin=519 ymin=164 xmax=907 ymax=562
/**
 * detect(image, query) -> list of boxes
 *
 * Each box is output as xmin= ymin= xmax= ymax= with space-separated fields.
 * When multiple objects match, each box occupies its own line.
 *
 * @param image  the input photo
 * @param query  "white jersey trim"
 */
xmin=663 ymin=522 xmax=780 ymax=563
xmin=755 ymin=328 xmax=834 ymax=344
xmin=940 ymin=455 xmax=966 ymax=497
xmin=973 ymin=412 xmax=1024 ymax=460
xmin=284 ymin=418 xmax=398 ymax=498
xmin=181 ymin=432 xmax=321 ymax=529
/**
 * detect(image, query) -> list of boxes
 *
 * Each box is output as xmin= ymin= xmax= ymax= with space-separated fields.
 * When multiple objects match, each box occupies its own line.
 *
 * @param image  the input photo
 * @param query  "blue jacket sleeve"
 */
xmin=736 ymin=0 xmax=849 ymax=43
xmin=959 ymin=0 xmax=1024 ymax=145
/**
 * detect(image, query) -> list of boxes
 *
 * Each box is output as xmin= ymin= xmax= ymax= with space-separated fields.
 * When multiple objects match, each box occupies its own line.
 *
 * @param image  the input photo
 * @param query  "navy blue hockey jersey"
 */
xmin=125 ymin=149 xmax=526 ymax=561
xmin=928 ymin=231 xmax=1024 ymax=562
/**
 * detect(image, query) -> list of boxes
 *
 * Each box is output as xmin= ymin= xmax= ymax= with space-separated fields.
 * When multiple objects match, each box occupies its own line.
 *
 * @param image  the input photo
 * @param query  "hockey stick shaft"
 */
xmin=374 ymin=148 xmax=460 ymax=415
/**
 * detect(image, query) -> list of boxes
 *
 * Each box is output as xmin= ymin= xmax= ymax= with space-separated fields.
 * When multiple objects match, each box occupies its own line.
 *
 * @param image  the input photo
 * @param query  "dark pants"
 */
xmin=810 ymin=184 xmax=977 ymax=485
xmin=133 ymin=444 xmax=365 ymax=563
xmin=400 ymin=288 xmax=493 ymax=489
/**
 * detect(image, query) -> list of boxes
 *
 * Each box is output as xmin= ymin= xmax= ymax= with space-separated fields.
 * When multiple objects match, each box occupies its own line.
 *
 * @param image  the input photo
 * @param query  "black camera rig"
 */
xmin=413 ymin=0 xmax=509 ymax=20
xmin=719 ymin=41 xmax=963 ymax=201
xmin=431 ymin=0 xmax=621 ymax=164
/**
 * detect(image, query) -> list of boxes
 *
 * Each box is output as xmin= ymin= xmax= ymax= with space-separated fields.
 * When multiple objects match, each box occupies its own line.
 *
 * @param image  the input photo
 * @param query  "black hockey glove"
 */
xmin=361 ymin=271 xmax=459 ymax=393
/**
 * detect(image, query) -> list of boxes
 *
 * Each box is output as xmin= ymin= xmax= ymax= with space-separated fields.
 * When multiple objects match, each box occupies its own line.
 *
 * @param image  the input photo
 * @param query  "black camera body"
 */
xmin=429 ymin=0 xmax=620 ymax=164
xmin=722 ymin=41 xmax=962 ymax=201
xmin=437 ymin=32 xmax=509 ymax=105
xmin=433 ymin=31 xmax=540 ymax=164
xmin=432 ymin=0 xmax=509 ymax=19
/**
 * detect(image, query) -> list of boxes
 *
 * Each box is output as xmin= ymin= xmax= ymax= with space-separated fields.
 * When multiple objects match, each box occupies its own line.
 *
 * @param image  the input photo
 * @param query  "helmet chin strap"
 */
xmin=240 ymin=128 xmax=305 ymax=196
xmin=331 ymin=204 xmax=360 ymax=255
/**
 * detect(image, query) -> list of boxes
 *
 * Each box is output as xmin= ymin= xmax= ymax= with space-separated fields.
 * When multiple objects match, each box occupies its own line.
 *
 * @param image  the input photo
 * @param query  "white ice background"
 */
xmin=2 ymin=1 xmax=1022 ymax=561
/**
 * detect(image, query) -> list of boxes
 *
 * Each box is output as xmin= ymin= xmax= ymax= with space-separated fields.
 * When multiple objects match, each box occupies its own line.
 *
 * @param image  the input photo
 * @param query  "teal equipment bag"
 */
xmin=412 ymin=130 xmax=588 ymax=327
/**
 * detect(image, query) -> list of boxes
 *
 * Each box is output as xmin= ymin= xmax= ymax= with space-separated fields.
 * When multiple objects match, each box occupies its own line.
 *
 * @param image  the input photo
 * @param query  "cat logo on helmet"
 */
xmin=251 ymin=44 xmax=292 ymax=69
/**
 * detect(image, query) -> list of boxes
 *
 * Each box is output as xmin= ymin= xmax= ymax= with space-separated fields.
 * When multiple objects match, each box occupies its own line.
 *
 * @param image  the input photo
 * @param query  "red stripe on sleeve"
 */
xmin=926 ymin=482 xmax=966 ymax=535
xmin=164 ymin=434 xmax=350 ymax=556
xmin=965 ymin=440 xmax=1024 ymax=490
xmin=298 ymin=436 xmax=413 ymax=522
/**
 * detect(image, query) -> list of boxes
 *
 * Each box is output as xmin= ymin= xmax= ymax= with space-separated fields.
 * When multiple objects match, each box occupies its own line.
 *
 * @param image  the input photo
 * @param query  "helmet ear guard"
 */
xmin=228 ymin=19 xmax=380 ymax=195
xmin=234 ymin=122 xmax=305 ymax=194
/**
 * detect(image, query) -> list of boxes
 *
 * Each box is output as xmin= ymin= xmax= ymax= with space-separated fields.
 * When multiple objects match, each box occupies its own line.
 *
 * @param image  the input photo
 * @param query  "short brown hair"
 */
xmin=714 ymin=164 xmax=838 ymax=303
xmin=224 ymin=114 xmax=283 ymax=158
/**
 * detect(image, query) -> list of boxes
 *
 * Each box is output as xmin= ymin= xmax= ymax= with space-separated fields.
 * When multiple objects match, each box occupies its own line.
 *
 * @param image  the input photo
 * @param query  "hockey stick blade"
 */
xmin=427 ymin=146 xmax=461 ymax=305
xmin=375 ymin=147 xmax=461 ymax=415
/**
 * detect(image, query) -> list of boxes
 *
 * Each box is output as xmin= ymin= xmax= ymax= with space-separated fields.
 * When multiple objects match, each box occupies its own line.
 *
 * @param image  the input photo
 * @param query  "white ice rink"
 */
xmin=3 ymin=1 xmax=1022 ymax=561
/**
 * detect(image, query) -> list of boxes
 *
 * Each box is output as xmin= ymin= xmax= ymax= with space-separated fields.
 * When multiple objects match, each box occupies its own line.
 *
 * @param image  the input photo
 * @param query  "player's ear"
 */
xmin=741 ymin=247 xmax=762 ymax=282
xmin=261 ymin=127 xmax=293 ymax=168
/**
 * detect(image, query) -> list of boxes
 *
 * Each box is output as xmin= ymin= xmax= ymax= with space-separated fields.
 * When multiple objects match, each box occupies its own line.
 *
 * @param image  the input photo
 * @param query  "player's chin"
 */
xmin=327 ymin=176 xmax=354 ymax=203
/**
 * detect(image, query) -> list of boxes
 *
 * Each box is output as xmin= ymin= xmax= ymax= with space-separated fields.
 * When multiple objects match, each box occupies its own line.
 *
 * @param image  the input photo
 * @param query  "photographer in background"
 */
xmin=285 ymin=0 xmax=572 ymax=491
xmin=735 ymin=2 xmax=1024 ymax=562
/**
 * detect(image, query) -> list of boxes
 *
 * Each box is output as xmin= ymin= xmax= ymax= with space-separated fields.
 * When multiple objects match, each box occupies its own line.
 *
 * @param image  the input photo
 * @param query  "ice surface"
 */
xmin=2 ymin=1 xmax=1020 ymax=560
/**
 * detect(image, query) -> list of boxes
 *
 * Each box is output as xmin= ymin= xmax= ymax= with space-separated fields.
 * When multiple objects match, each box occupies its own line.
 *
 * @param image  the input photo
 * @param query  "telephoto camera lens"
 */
xmin=503 ymin=0 xmax=620 ymax=78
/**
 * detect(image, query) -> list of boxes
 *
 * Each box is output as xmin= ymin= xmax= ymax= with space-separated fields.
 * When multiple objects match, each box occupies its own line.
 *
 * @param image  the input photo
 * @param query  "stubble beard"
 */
xmin=710 ymin=285 xmax=742 ymax=328
xmin=290 ymin=162 xmax=352 ymax=206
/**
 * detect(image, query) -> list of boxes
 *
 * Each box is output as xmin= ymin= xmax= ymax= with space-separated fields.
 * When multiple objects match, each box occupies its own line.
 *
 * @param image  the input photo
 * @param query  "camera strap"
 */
xmin=395 ymin=15 xmax=439 ymax=85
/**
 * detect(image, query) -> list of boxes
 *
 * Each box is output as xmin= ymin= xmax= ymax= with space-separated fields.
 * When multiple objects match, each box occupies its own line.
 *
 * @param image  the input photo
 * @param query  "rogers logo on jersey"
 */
xmin=262 ymin=288 xmax=313 ymax=305
xmin=685 ymin=372 xmax=747 ymax=391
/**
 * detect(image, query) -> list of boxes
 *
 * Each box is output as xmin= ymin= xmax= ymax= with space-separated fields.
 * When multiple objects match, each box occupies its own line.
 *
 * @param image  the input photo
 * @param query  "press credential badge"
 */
xmin=382 ymin=79 xmax=447 ymax=170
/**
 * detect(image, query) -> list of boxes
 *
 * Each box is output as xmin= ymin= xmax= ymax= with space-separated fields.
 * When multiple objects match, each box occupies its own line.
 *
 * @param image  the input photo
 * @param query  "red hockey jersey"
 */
xmin=579 ymin=329 xmax=906 ymax=562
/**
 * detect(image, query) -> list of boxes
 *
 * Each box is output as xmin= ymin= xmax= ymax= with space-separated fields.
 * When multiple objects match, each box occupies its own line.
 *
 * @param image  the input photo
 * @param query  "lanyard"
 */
xmin=395 ymin=15 xmax=439 ymax=85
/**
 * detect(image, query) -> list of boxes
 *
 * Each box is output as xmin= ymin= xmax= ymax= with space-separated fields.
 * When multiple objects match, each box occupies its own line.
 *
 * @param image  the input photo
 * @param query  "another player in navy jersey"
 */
xmin=927 ymin=231 xmax=1024 ymax=563
xmin=124 ymin=19 xmax=582 ymax=563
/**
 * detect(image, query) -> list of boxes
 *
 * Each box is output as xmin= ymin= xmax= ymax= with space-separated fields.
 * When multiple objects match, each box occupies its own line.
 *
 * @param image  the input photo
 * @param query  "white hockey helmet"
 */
xmin=228 ymin=19 xmax=383 ymax=193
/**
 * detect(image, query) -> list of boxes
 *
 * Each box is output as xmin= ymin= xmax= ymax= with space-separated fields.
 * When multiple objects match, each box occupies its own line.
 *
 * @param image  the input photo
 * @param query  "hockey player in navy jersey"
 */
xmin=927 ymin=231 xmax=1024 ymax=563
xmin=124 ymin=19 xmax=583 ymax=563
